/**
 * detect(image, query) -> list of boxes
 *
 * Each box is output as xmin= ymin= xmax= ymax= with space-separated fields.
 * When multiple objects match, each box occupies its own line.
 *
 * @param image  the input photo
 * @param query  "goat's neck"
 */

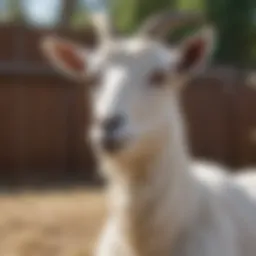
xmin=106 ymin=96 xmax=199 ymax=256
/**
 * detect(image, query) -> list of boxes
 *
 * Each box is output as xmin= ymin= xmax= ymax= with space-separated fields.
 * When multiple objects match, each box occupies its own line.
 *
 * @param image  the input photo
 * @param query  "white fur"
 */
xmin=91 ymin=39 xmax=256 ymax=256
xmin=41 ymin=26 xmax=256 ymax=256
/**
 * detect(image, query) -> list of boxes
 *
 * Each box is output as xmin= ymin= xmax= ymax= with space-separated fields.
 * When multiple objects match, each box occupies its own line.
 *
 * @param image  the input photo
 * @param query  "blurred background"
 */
xmin=0 ymin=0 xmax=255 ymax=255
xmin=0 ymin=0 xmax=255 ymax=188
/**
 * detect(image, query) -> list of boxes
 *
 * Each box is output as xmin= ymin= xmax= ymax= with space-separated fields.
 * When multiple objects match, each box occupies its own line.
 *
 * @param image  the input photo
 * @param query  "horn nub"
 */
xmin=91 ymin=11 xmax=114 ymax=43
xmin=139 ymin=11 xmax=206 ymax=39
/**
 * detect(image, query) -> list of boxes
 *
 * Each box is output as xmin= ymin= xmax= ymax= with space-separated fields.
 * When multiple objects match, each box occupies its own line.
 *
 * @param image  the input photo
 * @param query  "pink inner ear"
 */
xmin=54 ymin=43 xmax=85 ymax=73
xmin=177 ymin=38 xmax=206 ymax=72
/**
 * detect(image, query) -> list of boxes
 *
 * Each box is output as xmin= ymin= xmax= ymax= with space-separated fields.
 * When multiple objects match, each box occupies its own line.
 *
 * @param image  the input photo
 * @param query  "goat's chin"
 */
xmin=99 ymin=135 xmax=162 ymax=171
xmin=94 ymin=127 xmax=168 ymax=178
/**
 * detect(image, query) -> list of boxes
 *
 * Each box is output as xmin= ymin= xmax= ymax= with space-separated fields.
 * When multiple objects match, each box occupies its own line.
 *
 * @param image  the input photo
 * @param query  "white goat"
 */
xmin=41 ymin=11 xmax=256 ymax=256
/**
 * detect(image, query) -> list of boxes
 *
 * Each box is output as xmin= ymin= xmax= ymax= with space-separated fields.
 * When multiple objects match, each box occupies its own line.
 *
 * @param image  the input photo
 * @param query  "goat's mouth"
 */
xmin=89 ymin=128 xmax=129 ymax=155
xmin=99 ymin=135 xmax=127 ymax=154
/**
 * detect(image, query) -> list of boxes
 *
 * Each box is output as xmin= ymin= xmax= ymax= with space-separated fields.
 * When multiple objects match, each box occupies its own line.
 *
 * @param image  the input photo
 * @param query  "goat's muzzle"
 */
xmin=92 ymin=114 xmax=127 ymax=154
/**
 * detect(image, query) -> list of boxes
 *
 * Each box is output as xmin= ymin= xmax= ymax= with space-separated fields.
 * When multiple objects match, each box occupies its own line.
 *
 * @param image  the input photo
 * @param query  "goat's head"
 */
xmin=41 ymin=11 xmax=216 ymax=164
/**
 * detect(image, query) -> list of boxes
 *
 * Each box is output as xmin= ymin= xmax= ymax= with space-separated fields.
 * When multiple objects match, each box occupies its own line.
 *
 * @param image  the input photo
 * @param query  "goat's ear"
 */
xmin=41 ymin=36 xmax=87 ymax=80
xmin=176 ymin=26 xmax=216 ymax=74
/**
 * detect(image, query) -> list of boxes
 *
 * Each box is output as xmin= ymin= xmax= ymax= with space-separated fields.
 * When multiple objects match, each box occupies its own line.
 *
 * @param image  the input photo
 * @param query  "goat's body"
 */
xmin=96 ymin=95 xmax=256 ymax=256
xmin=40 ymin=14 xmax=256 ymax=256
xmin=179 ymin=162 xmax=256 ymax=256
xmin=97 ymin=161 xmax=256 ymax=256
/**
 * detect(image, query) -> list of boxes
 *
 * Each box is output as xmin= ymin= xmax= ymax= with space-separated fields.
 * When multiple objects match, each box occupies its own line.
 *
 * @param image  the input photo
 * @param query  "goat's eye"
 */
xmin=148 ymin=70 xmax=167 ymax=87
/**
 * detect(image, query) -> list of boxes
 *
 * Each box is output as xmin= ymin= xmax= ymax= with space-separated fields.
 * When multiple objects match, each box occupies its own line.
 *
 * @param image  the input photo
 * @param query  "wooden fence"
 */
xmin=0 ymin=26 xmax=256 ymax=186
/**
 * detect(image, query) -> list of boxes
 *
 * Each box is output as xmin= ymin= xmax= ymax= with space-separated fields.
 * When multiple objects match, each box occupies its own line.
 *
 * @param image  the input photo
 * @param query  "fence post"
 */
xmin=60 ymin=0 xmax=76 ymax=28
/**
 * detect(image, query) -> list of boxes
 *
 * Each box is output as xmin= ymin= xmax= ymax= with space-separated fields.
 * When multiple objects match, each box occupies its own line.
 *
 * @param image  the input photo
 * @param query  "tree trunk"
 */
xmin=60 ymin=0 xmax=76 ymax=28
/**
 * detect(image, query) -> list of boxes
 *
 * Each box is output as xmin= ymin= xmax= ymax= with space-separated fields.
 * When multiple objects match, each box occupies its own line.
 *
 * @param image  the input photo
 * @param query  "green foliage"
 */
xmin=249 ymin=25 xmax=256 ymax=66
xmin=70 ymin=1 xmax=91 ymax=29
xmin=110 ymin=0 xmax=205 ymax=41
xmin=178 ymin=0 xmax=205 ymax=11
xmin=70 ymin=9 xmax=90 ymax=29
xmin=110 ymin=0 xmax=175 ymax=34
xmin=206 ymin=0 xmax=253 ymax=67
xmin=110 ymin=0 xmax=138 ymax=33
xmin=4 ymin=0 xmax=23 ymax=23
xmin=136 ymin=0 xmax=175 ymax=29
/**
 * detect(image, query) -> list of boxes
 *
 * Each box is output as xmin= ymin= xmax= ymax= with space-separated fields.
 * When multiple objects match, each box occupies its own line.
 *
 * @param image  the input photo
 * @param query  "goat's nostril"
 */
xmin=102 ymin=114 xmax=124 ymax=134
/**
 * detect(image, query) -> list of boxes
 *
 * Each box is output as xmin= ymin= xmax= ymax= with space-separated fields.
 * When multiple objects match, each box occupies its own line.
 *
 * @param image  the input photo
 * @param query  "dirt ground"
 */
xmin=0 ymin=188 xmax=106 ymax=256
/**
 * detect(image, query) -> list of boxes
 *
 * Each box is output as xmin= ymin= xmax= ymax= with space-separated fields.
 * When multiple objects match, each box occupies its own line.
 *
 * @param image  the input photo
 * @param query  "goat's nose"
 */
xmin=101 ymin=114 xmax=124 ymax=135
xmin=98 ymin=114 xmax=125 ymax=153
